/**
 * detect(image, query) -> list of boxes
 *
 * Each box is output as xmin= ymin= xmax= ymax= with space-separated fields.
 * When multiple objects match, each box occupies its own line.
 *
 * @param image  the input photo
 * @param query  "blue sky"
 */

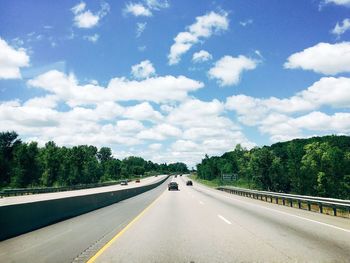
xmin=1 ymin=0 xmax=350 ymax=167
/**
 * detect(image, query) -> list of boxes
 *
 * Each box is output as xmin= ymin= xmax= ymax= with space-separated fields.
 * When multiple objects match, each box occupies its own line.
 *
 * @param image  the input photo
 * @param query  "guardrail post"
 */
xmin=275 ymin=197 xmax=278 ymax=204
xmin=282 ymin=198 xmax=285 ymax=206
xmin=298 ymin=200 xmax=301 ymax=209
xmin=290 ymin=199 xmax=293 ymax=207
xmin=319 ymin=203 xmax=323 ymax=214
xmin=333 ymin=206 xmax=337 ymax=216
xmin=307 ymin=202 xmax=311 ymax=211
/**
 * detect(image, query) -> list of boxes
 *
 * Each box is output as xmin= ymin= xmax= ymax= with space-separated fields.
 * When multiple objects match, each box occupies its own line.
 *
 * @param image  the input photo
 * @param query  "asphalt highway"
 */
xmin=0 ymin=175 xmax=169 ymax=263
xmin=93 ymin=175 xmax=350 ymax=263
xmin=1 ymin=175 xmax=350 ymax=263
xmin=0 ymin=175 xmax=166 ymax=206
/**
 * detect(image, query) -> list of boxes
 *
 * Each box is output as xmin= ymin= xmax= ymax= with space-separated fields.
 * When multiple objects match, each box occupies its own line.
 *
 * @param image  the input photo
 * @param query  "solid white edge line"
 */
xmin=205 ymin=186 xmax=350 ymax=234
xmin=218 ymin=214 xmax=232 ymax=225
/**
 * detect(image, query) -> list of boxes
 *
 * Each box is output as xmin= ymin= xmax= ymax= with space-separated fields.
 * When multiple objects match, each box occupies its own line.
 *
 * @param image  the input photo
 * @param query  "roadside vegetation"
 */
xmin=196 ymin=135 xmax=350 ymax=199
xmin=0 ymin=131 xmax=188 ymax=189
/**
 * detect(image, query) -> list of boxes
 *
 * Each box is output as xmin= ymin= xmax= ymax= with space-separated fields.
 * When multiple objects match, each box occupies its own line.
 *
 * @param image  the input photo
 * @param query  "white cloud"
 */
xmin=28 ymin=70 xmax=204 ymax=105
xmin=168 ymin=11 xmax=229 ymax=65
xmin=208 ymin=55 xmax=258 ymax=86
xmin=24 ymin=95 xmax=58 ymax=109
xmin=0 ymin=38 xmax=29 ymax=79
xmin=258 ymin=111 xmax=350 ymax=143
xmin=192 ymin=50 xmax=212 ymax=63
xmin=284 ymin=42 xmax=350 ymax=75
xmin=107 ymin=75 xmax=204 ymax=103
xmin=167 ymin=99 xmax=225 ymax=128
xmin=116 ymin=119 xmax=145 ymax=133
xmin=124 ymin=3 xmax=152 ymax=17
xmin=72 ymin=1 xmax=110 ymax=29
xmin=149 ymin=143 xmax=162 ymax=151
xmin=84 ymin=34 xmax=99 ymax=43
xmin=332 ymin=18 xmax=350 ymax=36
xmin=226 ymin=77 xmax=350 ymax=122
xmin=291 ymin=111 xmax=350 ymax=132
xmin=131 ymin=60 xmax=156 ymax=79
xmin=136 ymin=22 xmax=147 ymax=38
xmin=124 ymin=102 xmax=163 ymax=122
xmin=137 ymin=123 xmax=182 ymax=141
xmin=225 ymin=77 xmax=350 ymax=141
xmin=324 ymin=0 xmax=350 ymax=6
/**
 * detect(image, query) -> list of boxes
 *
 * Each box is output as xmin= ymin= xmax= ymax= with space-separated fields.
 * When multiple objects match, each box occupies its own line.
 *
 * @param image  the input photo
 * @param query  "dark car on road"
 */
xmin=168 ymin=182 xmax=179 ymax=191
xmin=186 ymin=180 xmax=193 ymax=186
xmin=120 ymin=180 xmax=128 ymax=186
xmin=135 ymin=179 xmax=140 ymax=183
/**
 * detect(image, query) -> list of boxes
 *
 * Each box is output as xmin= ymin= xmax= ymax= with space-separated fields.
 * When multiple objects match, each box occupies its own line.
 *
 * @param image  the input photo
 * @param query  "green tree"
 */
xmin=0 ymin=131 xmax=21 ymax=186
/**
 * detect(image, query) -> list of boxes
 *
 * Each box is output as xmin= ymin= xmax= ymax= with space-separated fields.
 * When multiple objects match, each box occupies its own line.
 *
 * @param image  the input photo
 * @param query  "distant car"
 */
xmin=135 ymin=179 xmax=140 ymax=183
xmin=120 ymin=180 xmax=128 ymax=186
xmin=186 ymin=180 xmax=193 ymax=186
xmin=174 ymin=175 xmax=177 ymax=178
xmin=168 ymin=182 xmax=179 ymax=191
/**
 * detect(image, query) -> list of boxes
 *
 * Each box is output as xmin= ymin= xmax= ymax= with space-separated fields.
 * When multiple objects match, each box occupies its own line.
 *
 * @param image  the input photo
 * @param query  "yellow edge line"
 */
xmin=87 ymin=189 xmax=166 ymax=263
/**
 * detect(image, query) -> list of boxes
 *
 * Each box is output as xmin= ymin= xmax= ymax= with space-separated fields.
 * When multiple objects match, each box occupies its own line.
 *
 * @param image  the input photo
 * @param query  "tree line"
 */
xmin=0 ymin=131 xmax=188 ymax=189
xmin=196 ymin=135 xmax=350 ymax=199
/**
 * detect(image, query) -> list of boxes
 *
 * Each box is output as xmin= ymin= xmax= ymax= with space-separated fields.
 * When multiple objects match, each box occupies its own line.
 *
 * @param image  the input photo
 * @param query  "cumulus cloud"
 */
xmin=332 ymin=18 xmax=350 ymax=36
xmin=72 ymin=1 xmax=110 ymax=28
xmin=192 ymin=50 xmax=212 ymax=63
xmin=0 ymin=38 xmax=29 ymax=79
xmin=149 ymin=143 xmax=162 ymax=151
xmin=284 ymin=42 xmax=350 ymax=75
xmin=208 ymin=55 xmax=258 ymax=86
xmin=168 ymin=11 xmax=229 ymax=65
xmin=116 ymin=119 xmax=145 ymax=133
xmin=225 ymin=77 xmax=350 ymax=141
xmin=131 ymin=60 xmax=156 ymax=79
xmin=137 ymin=123 xmax=182 ymax=141
xmin=107 ymin=76 xmax=203 ymax=103
xmin=124 ymin=102 xmax=163 ymax=122
xmin=28 ymin=70 xmax=204 ymax=105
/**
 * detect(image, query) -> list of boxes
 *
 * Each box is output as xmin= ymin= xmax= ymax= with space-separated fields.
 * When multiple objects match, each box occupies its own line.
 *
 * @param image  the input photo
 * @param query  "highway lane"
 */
xmin=93 ymin=175 xmax=350 ymax=263
xmin=0 ymin=175 xmax=170 ymax=263
xmin=0 ymin=175 xmax=166 ymax=206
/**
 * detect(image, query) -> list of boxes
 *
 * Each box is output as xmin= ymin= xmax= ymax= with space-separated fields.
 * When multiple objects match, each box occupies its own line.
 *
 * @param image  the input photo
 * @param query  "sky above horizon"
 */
xmin=1 ymin=0 xmax=350 ymax=168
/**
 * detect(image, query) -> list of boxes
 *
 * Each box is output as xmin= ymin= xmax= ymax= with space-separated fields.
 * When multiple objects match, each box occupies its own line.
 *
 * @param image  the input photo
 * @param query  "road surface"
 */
xmin=1 ymin=175 xmax=350 ymax=262
xmin=93 ymin=175 xmax=350 ymax=263
xmin=0 ymin=175 xmax=166 ymax=206
xmin=0 ymin=175 xmax=169 ymax=263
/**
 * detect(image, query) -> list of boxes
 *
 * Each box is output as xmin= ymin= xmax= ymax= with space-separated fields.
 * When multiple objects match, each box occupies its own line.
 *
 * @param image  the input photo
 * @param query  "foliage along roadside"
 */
xmin=0 ymin=131 xmax=188 ymax=189
xmin=196 ymin=135 xmax=350 ymax=199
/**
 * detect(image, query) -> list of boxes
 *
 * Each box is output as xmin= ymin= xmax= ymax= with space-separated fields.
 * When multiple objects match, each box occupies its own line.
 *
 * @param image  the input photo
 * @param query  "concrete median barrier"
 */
xmin=0 ymin=176 xmax=169 ymax=241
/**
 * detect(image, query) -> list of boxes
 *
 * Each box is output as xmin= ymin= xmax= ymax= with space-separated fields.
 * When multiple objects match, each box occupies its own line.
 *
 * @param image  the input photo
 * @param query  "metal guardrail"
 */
xmin=0 ymin=180 xmax=131 ymax=197
xmin=217 ymin=186 xmax=350 ymax=218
